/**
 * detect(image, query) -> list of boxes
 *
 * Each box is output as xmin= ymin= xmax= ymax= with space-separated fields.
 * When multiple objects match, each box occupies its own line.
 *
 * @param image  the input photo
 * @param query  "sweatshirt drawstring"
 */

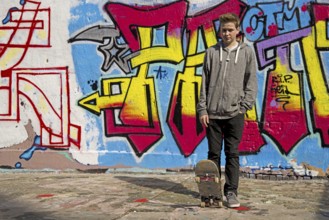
xmin=220 ymin=46 xmax=223 ymax=62
xmin=220 ymin=43 xmax=241 ymax=64
xmin=234 ymin=45 xmax=240 ymax=64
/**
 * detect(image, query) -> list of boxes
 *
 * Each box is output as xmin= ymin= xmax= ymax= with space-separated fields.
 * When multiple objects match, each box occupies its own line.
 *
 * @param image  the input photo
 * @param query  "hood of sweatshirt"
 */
xmin=219 ymin=41 xmax=247 ymax=64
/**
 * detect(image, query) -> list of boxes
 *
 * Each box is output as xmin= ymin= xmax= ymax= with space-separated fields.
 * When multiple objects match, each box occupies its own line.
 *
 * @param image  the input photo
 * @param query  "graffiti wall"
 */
xmin=0 ymin=0 xmax=329 ymax=175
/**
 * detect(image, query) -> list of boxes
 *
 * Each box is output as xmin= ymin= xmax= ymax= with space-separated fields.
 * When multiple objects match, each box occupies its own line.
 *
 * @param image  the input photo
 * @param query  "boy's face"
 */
xmin=219 ymin=22 xmax=240 ymax=46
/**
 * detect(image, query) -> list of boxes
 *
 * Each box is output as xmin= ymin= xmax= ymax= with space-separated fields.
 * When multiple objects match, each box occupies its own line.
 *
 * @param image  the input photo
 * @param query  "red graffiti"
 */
xmin=239 ymin=120 xmax=265 ymax=154
xmin=301 ymin=3 xmax=308 ymax=12
xmin=36 ymin=194 xmax=54 ymax=198
xmin=312 ymin=103 xmax=329 ymax=145
xmin=167 ymin=98 xmax=205 ymax=156
xmin=167 ymin=0 xmax=247 ymax=156
xmin=268 ymin=23 xmax=278 ymax=37
xmin=263 ymin=71 xmax=308 ymax=154
xmin=312 ymin=3 xmax=329 ymax=21
xmin=104 ymin=1 xmax=188 ymax=52
xmin=15 ymin=68 xmax=81 ymax=149
xmin=0 ymin=1 xmax=50 ymax=71
xmin=104 ymin=108 xmax=162 ymax=157
xmin=85 ymin=0 xmax=329 ymax=158
xmin=246 ymin=26 xmax=253 ymax=34
xmin=186 ymin=0 xmax=246 ymax=32
xmin=310 ymin=3 xmax=329 ymax=146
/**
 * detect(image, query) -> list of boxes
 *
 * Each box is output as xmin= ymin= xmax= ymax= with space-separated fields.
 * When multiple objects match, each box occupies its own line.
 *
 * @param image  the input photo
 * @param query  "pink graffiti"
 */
xmin=99 ymin=0 xmax=329 ymax=157
xmin=246 ymin=26 xmax=253 ymax=34
xmin=310 ymin=3 xmax=329 ymax=146
xmin=301 ymin=3 xmax=308 ymax=12
xmin=168 ymin=0 xmax=247 ymax=156
xmin=103 ymin=0 xmax=265 ymax=157
xmin=186 ymin=0 xmax=246 ymax=32
xmin=312 ymin=103 xmax=329 ymax=145
xmin=268 ymin=23 xmax=278 ymax=37
xmin=104 ymin=109 xmax=162 ymax=157
xmin=313 ymin=3 xmax=329 ymax=21
xmin=263 ymin=71 xmax=308 ymax=154
xmin=167 ymin=88 xmax=205 ymax=157
xmin=239 ymin=120 xmax=265 ymax=154
xmin=246 ymin=26 xmax=255 ymax=35
xmin=104 ymin=0 xmax=188 ymax=52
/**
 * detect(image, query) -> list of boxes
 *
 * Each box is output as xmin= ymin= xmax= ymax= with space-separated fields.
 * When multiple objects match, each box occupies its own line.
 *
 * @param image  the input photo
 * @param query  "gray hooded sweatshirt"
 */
xmin=197 ymin=41 xmax=257 ymax=119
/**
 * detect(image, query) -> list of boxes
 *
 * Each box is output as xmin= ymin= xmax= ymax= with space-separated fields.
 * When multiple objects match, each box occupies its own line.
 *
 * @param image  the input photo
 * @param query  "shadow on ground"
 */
xmin=0 ymin=193 xmax=60 ymax=220
xmin=115 ymin=176 xmax=199 ymax=198
xmin=319 ymin=180 xmax=329 ymax=218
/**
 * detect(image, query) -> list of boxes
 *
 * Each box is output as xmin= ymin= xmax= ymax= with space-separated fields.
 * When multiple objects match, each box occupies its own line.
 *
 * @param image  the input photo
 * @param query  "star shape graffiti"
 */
xmin=98 ymin=37 xmax=130 ymax=73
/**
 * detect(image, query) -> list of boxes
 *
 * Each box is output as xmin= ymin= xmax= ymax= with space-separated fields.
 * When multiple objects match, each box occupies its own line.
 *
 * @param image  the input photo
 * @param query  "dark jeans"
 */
xmin=206 ymin=113 xmax=245 ymax=196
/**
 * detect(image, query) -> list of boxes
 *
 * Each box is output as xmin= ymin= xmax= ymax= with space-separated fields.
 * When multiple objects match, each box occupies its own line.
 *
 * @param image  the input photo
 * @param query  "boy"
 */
xmin=197 ymin=13 xmax=257 ymax=208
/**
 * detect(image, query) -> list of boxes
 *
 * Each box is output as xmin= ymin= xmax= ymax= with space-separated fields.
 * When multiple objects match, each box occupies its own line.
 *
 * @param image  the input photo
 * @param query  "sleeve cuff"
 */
xmin=239 ymin=107 xmax=247 ymax=114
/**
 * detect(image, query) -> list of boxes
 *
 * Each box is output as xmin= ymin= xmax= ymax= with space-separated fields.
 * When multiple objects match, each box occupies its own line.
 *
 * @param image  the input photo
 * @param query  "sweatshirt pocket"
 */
xmin=206 ymin=86 xmax=219 ymax=113
xmin=223 ymin=91 xmax=239 ymax=113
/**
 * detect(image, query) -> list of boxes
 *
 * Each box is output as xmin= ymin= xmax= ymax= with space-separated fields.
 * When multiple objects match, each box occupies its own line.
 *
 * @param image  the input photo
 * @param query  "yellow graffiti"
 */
xmin=302 ymin=26 xmax=329 ymax=117
xmin=315 ymin=21 xmax=329 ymax=47
xmin=36 ymin=28 xmax=48 ymax=41
xmin=272 ymin=58 xmax=302 ymax=111
xmin=0 ymin=29 xmax=11 ymax=40
xmin=203 ymin=26 xmax=218 ymax=49
xmin=0 ymin=48 xmax=25 ymax=70
xmin=69 ymin=125 xmax=80 ymax=142
xmin=184 ymin=25 xmax=216 ymax=108
xmin=186 ymin=26 xmax=217 ymax=67
xmin=79 ymin=27 xmax=160 ymax=127
xmin=171 ymin=23 xmax=203 ymax=120
xmin=79 ymin=64 xmax=159 ymax=126
xmin=131 ymin=27 xmax=184 ymax=68
xmin=245 ymin=106 xmax=257 ymax=121
xmin=78 ymin=78 xmax=130 ymax=115
xmin=120 ymin=64 xmax=159 ymax=125
xmin=174 ymin=68 xmax=201 ymax=116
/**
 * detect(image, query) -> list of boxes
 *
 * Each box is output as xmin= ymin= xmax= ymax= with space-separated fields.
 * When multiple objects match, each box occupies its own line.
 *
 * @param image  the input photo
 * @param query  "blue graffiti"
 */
xmin=2 ymin=7 xmax=19 ymax=24
xmin=1 ymin=0 xmax=25 ymax=24
xmin=15 ymin=162 xmax=22 ymax=168
xmin=19 ymin=136 xmax=47 ymax=161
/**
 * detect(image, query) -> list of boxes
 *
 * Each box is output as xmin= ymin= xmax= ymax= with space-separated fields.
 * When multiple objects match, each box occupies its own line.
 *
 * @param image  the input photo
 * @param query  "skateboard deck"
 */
xmin=195 ymin=159 xmax=223 ymax=208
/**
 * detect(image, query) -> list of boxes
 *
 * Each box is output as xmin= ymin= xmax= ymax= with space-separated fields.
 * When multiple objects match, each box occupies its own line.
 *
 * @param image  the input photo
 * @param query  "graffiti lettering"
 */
xmin=74 ymin=0 xmax=329 ymax=157
xmin=271 ymin=84 xmax=299 ymax=97
xmin=243 ymin=0 xmax=312 ymax=41
xmin=154 ymin=66 xmax=168 ymax=80
xmin=272 ymin=74 xmax=293 ymax=83
xmin=1 ymin=0 xmax=329 ymax=171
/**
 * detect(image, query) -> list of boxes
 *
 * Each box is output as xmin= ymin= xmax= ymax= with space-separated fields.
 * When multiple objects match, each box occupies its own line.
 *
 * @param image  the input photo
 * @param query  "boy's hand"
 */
xmin=199 ymin=115 xmax=209 ymax=127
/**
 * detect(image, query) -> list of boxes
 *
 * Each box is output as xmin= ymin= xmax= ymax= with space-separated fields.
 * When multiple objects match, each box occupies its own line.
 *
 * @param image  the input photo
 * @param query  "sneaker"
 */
xmin=226 ymin=192 xmax=240 ymax=208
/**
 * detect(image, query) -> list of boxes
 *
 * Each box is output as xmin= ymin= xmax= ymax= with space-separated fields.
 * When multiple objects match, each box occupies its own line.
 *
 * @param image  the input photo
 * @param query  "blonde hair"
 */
xmin=219 ymin=13 xmax=240 ymax=28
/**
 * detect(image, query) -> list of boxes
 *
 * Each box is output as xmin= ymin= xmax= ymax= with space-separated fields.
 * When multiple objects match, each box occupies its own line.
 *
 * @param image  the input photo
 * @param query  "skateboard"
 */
xmin=195 ymin=159 xmax=223 ymax=208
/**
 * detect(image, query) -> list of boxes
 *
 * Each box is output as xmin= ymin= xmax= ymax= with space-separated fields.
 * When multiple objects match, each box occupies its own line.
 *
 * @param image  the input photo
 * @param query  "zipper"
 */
xmin=218 ymin=49 xmax=231 ymax=114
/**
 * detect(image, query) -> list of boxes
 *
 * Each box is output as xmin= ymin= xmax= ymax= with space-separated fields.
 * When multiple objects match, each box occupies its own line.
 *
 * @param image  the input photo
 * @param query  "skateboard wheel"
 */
xmin=195 ymin=177 xmax=200 ymax=183
xmin=214 ymin=197 xmax=223 ymax=208
xmin=215 ymin=177 xmax=219 ymax=183
xmin=200 ymin=202 xmax=206 ymax=208
xmin=217 ymin=201 xmax=223 ymax=208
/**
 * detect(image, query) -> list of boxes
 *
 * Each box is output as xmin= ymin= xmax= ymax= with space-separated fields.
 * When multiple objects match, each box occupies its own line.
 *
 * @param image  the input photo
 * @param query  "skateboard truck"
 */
xmin=195 ymin=160 xmax=223 ymax=208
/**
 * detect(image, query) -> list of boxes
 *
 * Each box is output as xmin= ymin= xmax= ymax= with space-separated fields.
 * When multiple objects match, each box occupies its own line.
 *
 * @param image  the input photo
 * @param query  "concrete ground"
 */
xmin=0 ymin=169 xmax=328 ymax=220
